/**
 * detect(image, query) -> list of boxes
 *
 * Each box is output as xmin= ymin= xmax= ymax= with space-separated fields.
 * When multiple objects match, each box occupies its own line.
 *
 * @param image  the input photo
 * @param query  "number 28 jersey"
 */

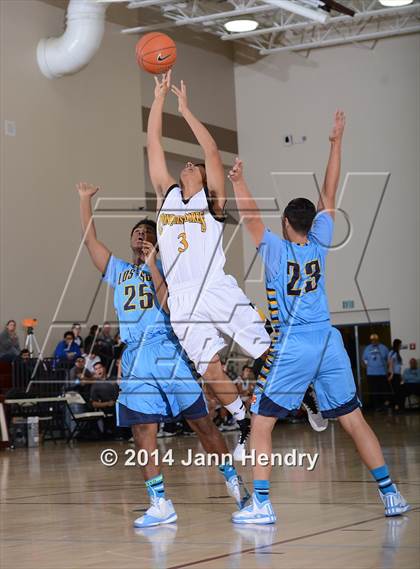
xmin=103 ymin=256 xmax=170 ymax=344
xmin=258 ymin=211 xmax=334 ymax=331
xmin=157 ymin=185 xmax=226 ymax=291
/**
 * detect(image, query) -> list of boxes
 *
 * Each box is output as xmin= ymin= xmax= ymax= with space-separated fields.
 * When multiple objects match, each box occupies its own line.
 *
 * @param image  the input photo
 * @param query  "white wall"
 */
xmin=234 ymin=36 xmax=420 ymax=358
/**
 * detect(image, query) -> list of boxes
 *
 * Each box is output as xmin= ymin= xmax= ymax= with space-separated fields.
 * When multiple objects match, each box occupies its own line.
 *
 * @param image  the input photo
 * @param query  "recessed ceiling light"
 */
xmin=224 ymin=19 xmax=259 ymax=33
xmin=379 ymin=0 xmax=413 ymax=6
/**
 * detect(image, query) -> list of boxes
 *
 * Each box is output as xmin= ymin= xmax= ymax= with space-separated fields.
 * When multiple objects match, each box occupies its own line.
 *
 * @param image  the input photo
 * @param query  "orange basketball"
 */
xmin=136 ymin=32 xmax=176 ymax=75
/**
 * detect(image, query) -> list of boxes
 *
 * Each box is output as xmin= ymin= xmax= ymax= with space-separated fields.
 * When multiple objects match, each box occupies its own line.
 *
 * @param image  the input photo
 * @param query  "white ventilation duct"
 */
xmin=37 ymin=0 xmax=108 ymax=79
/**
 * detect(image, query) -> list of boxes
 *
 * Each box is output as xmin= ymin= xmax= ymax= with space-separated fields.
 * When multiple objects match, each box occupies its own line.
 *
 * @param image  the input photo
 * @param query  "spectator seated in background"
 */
xmin=19 ymin=348 xmax=30 ymax=361
xmin=84 ymin=324 xmax=99 ymax=355
xmin=54 ymin=331 xmax=82 ymax=366
xmin=0 ymin=320 xmax=21 ymax=362
xmin=68 ymin=356 xmax=92 ymax=385
xmin=402 ymin=359 xmax=420 ymax=401
xmin=72 ymin=323 xmax=84 ymax=351
xmin=13 ymin=348 xmax=37 ymax=386
xmin=89 ymin=361 xmax=128 ymax=440
xmin=233 ymin=365 xmax=256 ymax=411
xmin=83 ymin=345 xmax=101 ymax=374
xmin=96 ymin=322 xmax=115 ymax=366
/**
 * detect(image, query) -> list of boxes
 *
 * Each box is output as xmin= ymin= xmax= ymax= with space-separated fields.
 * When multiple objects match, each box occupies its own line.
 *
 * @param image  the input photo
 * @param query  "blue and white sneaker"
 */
xmin=133 ymin=497 xmax=177 ymax=528
xmin=379 ymin=489 xmax=410 ymax=517
xmin=232 ymin=494 xmax=276 ymax=525
xmin=226 ymin=475 xmax=251 ymax=509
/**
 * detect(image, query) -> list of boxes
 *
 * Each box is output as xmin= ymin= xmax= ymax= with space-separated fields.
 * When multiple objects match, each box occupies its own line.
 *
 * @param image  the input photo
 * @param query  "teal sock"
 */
xmin=371 ymin=465 xmax=396 ymax=495
xmin=219 ymin=462 xmax=237 ymax=482
xmin=254 ymin=480 xmax=270 ymax=503
xmin=145 ymin=474 xmax=165 ymax=500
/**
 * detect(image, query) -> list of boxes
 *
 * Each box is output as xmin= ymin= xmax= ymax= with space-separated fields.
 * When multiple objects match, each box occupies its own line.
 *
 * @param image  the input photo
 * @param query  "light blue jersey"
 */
xmin=103 ymin=255 xmax=206 ymax=423
xmin=252 ymin=210 xmax=360 ymax=419
xmin=258 ymin=211 xmax=334 ymax=331
xmin=103 ymin=256 xmax=171 ymax=344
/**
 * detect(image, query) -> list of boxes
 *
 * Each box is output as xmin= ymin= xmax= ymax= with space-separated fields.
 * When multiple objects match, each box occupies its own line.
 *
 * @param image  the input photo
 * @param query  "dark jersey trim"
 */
xmin=204 ymin=187 xmax=226 ymax=223
xmin=157 ymin=184 xmax=179 ymax=216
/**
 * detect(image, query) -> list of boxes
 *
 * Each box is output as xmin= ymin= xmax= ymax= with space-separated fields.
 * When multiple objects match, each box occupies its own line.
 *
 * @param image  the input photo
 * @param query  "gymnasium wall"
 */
xmin=234 ymin=35 xmax=420 ymax=358
xmin=0 ymin=0 xmax=240 ymax=354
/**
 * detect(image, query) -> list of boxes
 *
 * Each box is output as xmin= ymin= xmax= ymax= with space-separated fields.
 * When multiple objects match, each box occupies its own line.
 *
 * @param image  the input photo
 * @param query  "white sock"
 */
xmin=225 ymin=397 xmax=246 ymax=421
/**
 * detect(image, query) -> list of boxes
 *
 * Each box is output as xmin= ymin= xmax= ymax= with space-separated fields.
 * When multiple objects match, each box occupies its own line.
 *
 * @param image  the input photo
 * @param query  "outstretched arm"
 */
xmin=229 ymin=158 xmax=265 ymax=247
xmin=77 ymin=183 xmax=111 ymax=274
xmin=317 ymin=110 xmax=346 ymax=219
xmin=147 ymin=71 xmax=176 ymax=203
xmin=141 ymin=241 xmax=169 ymax=313
xmin=172 ymin=81 xmax=226 ymax=215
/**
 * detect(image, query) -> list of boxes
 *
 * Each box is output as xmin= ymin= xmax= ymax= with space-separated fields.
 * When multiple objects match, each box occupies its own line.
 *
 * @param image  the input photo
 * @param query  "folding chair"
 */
xmin=64 ymin=392 xmax=105 ymax=443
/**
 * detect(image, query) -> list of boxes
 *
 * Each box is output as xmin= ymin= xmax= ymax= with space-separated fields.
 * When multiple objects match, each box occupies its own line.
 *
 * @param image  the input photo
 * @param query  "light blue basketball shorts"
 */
xmin=116 ymin=331 xmax=207 ymax=426
xmin=251 ymin=324 xmax=360 ymax=419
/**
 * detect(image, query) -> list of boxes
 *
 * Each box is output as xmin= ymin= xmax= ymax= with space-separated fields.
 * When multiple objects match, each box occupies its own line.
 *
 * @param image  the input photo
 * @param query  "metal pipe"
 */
xmin=127 ymin=0 xmax=177 ymax=9
xmin=259 ymin=24 xmax=420 ymax=53
xmin=262 ymin=0 xmax=328 ymax=23
xmin=121 ymin=4 xmax=283 ymax=34
xmin=221 ymin=3 xmax=420 ymax=40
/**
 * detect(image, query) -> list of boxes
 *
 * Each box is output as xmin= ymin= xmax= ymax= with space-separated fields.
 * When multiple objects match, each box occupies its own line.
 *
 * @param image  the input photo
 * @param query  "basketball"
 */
xmin=136 ymin=32 xmax=176 ymax=74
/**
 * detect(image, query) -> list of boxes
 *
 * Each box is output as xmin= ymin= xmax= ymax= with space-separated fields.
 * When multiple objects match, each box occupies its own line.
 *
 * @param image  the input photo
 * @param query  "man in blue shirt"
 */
xmin=54 ymin=331 xmax=81 ymax=364
xmin=76 ymin=182 xmax=249 ymax=528
xmin=229 ymin=111 xmax=409 ymax=524
xmin=362 ymin=334 xmax=390 ymax=410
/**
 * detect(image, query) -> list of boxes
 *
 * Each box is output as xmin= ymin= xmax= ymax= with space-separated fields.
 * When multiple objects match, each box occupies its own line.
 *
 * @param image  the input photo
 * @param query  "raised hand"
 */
xmin=154 ymin=70 xmax=171 ymax=100
xmin=142 ymin=240 xmax=158 ymax=267
xmin=76 ymin=182 xmax=100 ymax=199
xmin=228 ymin=157 xmax=244 ymax=184
xmin=329 ymin=110 xmax=346 ymax=143
xmin=171 ymin=80 xmax=188 ymax=115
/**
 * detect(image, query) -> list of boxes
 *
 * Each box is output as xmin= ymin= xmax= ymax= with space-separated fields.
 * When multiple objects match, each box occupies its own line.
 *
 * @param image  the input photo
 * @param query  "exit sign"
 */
xmin=342 ymin=300 xmax=355 ymax=310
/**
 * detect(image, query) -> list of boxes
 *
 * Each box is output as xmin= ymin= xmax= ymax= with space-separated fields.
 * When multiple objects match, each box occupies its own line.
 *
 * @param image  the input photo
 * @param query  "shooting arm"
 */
xmin=147 ymin=72 xmax=176 ymax=200
xmin=172 ymin=81 xmax=226 ymax=215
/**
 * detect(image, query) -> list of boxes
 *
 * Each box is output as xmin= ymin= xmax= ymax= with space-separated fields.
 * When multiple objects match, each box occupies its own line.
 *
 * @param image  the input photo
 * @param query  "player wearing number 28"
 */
xmin=229 ymin=112 xmax=410 ymax=524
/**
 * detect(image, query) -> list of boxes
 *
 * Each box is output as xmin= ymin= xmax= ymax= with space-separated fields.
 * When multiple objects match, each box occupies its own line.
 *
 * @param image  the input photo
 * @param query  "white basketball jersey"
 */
xmin=157 ymin=185 xmax=226 ymax=291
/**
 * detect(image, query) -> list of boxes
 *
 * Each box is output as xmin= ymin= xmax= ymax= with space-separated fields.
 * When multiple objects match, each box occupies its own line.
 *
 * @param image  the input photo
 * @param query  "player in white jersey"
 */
xmin=147 ymin=71 xmax=271 ymax=454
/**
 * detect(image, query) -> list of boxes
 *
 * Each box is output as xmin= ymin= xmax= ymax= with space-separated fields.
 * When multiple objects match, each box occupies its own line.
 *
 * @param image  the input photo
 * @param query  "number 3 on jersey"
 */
xmin=287 ymin=260 xmax=321 ymax=296
xmin=177 ymin=232 xmax=189 ymax=253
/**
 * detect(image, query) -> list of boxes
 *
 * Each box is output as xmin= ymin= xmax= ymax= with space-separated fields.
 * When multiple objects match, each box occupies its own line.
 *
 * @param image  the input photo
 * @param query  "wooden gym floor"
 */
xmin=1 ymin=413 xmax=419 ymax=569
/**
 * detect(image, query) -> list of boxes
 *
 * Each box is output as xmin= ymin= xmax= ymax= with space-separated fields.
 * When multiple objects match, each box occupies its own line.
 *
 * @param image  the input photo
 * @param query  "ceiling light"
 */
xmin=379 ymin=0 xmax=413 ymax=5
xmin=224 ymin=19 xmax=259 ymax=33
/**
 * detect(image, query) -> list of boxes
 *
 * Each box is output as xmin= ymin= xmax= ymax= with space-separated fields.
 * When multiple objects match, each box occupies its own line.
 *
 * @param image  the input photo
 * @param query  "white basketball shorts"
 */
xmin=167 ymin=274 xmax=271 ymax=375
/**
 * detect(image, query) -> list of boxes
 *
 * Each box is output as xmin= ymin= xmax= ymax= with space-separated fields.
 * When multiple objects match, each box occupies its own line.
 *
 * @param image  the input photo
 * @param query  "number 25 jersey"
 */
xmin=103 ymin=256 xmax=170 ymax=344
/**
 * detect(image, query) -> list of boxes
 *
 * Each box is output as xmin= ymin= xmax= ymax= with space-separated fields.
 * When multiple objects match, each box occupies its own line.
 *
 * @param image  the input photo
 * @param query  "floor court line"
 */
xmin=166 ymin=508 xmax=419 ymax=569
